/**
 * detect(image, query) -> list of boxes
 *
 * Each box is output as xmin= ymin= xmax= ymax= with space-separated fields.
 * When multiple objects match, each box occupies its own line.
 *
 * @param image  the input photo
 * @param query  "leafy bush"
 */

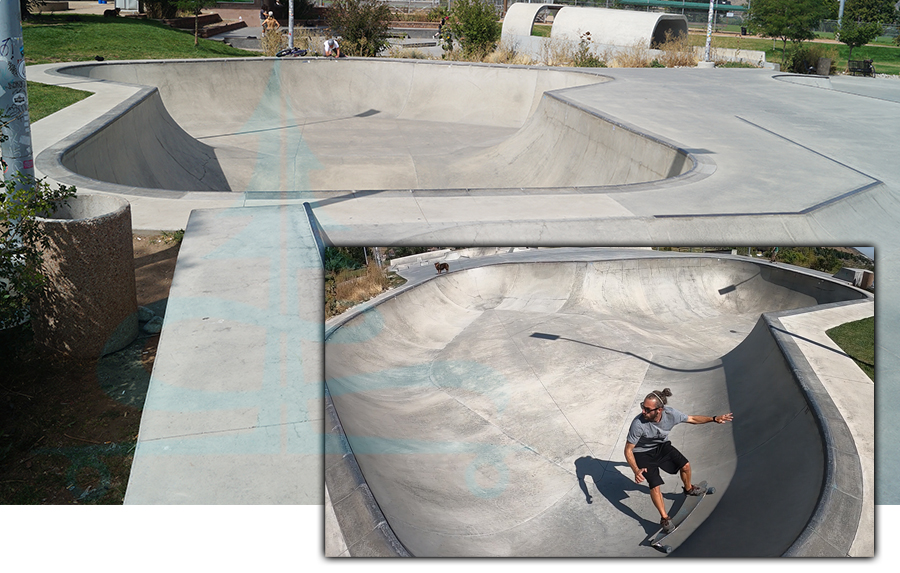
xmin=785 ymin=41 xmax=838 ymax=73
xmin=327 ymin=0 xmax=392 ymax=57
xmin=1 ymin=171 xmax=77 ymax=330
xmin=448 ymin=0 xmax=501 ymax=57
xmin=144 ymin=0 xmax=179 ymax=19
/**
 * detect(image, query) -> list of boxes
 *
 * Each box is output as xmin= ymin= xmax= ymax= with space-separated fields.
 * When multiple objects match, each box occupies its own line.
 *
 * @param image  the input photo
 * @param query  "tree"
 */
xmin=837 ymin=17 xmax=883 ymax=60
xmin=326 ymin=0 xmax=392 ymax=57
xmin=174 ymin=0 xmax=220 ymax=47
xmin=748 ymin=0 xmax=830 ymax=60
xmin=843 ymin=0 xmax=897 ymax=24
xmin=449 ymin=0 xmax=501 ymax=57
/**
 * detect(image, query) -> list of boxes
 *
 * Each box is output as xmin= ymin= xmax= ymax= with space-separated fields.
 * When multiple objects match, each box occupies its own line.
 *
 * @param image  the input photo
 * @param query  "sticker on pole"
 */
xmin=12 ymin=91 xmax=26 ymax=106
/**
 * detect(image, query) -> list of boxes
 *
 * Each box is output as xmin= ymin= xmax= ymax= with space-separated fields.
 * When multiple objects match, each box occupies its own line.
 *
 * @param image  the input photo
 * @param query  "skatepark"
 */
xmin=20 ymin=51 xmax=890 ymax=555
xmin=324 ymin=249 xmax=873 ymax=556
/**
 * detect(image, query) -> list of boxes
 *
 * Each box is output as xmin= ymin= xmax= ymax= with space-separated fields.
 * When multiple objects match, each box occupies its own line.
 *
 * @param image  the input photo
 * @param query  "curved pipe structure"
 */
xmin=550 ymin=6 xmax=689 ymax=48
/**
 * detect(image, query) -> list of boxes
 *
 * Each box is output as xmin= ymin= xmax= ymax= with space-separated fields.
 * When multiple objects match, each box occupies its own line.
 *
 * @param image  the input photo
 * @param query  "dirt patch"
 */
xmin=0 ymin=232 xmax=180 ymax=504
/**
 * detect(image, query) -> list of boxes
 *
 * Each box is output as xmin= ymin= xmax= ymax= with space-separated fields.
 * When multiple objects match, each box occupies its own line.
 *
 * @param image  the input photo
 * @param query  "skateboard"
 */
xmin=649 ymin=480 xmax=715 ymax=554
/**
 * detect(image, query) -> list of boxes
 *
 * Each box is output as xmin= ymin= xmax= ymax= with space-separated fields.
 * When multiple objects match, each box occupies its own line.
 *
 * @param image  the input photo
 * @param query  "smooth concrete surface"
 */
xmin=324 ymin=251 xmax=872 ymax=556
xmin=123 ymin=205 xmax=324 ymax=504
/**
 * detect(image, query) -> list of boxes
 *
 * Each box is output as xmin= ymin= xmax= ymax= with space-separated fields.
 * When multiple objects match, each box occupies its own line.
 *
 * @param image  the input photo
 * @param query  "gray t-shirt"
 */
xmin=627 ymin=406 xmax=688 ymax=453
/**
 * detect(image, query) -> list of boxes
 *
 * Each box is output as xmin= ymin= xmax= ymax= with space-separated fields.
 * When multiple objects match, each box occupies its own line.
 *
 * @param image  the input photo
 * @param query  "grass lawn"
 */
xmin=22 ymin=14 xmax=258 ymax=121
xmin=26 ymin=82 xmax=93 ymax=122
xmin=687 ymin=33 xmax=900 ymax=75
xmin=826 ymin=316 xmax=875 ymax=381
xmin=23 ymin=14 xmax=256 ymax=64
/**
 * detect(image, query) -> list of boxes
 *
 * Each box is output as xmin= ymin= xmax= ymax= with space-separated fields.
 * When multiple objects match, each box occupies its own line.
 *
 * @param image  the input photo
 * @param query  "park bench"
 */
xmin=847 ymin=59 xmax=875 ymax=77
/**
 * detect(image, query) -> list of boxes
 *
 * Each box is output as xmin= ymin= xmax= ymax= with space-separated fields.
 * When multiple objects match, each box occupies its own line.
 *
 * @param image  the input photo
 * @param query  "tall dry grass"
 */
xmin=607 ymin=39 xmax=651 ymax=68
xmin=656 ymin=31 xmax=697 ymax=68
xmin=327 ymin=263 xmax=392 ymax=318
xmin=536 ymin=37 xmax=575 ymax=66
xmin=483 ymin=39 xmax=534 ymax=65
xmin=260 ymin=29 xmax=285 ymax=56
xmin=292 ymin=28 xmax=328 ymax=55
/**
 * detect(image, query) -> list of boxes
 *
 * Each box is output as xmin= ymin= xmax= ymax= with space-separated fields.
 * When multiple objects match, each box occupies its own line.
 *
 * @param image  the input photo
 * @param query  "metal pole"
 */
xmin=288 ymin=0 xmax=294 ymax=49
xmin=0 ymin=0 xmax=35 ymax=186
xmin=704 ymin=0 xmax=714 ymax=62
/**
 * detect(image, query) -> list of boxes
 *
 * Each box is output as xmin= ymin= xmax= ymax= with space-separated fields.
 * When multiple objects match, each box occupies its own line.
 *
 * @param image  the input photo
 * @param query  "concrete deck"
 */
xmin=324 ymin=250 xmax=873 ymax=556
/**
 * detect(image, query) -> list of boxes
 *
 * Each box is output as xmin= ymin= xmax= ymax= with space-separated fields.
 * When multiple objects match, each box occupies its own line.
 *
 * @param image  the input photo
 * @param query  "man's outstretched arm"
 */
xmin=686 ymin=413 xmax=733 ymax=424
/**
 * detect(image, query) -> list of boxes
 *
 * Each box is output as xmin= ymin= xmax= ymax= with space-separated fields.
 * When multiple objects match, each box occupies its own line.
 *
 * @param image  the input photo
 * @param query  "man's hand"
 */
xmin=715 ymin=413 xmax=734 ymax=424
xmin=634 ymin=467 xmax=647 ymax=484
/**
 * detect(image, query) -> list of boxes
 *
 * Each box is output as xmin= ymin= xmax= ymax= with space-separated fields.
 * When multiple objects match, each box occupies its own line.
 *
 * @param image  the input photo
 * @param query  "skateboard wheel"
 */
xmin=707 ymin=487 xmax=716 ymax=494
xmin=663 ymin=545 xmax=673 ymax=554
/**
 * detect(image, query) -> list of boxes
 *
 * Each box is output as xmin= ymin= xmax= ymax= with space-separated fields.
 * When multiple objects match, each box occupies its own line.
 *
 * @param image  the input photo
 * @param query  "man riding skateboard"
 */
xmin=624 ymin=388 xmax=733 ymax=532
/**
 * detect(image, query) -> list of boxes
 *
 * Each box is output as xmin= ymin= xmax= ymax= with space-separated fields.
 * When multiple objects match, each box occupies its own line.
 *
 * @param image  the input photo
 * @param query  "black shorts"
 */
xmin=633 ymin=442 xmax=689 ymax=489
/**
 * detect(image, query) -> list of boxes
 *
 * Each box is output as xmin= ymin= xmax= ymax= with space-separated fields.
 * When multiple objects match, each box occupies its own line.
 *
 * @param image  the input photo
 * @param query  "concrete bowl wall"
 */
xmin=50 ymin=59 xmax=694 ymax=193
xmin=31 ymin=194 xmax=138 ymax=358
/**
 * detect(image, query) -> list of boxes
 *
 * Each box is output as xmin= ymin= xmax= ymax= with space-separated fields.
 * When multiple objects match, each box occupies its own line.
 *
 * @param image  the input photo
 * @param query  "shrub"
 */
xmin=573 ymin=32 xmax=606 ymax=68
xmin=449 ymin=0 xmax=501 ymax=57
xmin=327 ymin=0 xmax=393 ymax=57
xmin=144 ymin=0 xmax=179 ymax=19
xmin=1 ymin=171 xmax=77 ymax=330
xmin=785 ymin=42 xmax=838 ymax=74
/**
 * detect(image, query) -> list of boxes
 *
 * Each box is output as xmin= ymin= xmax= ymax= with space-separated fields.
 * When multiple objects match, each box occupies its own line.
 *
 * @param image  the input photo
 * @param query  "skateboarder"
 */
xmin=624 ymin=388 xmax=733 ymax=532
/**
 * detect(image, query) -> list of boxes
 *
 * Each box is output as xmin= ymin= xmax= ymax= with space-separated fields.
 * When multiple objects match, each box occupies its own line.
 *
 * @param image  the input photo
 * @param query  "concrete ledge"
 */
xmin=324 ymin=386 xmax=410 ymax=556
xmin=766 ymin=302 xmax=868 ymax=556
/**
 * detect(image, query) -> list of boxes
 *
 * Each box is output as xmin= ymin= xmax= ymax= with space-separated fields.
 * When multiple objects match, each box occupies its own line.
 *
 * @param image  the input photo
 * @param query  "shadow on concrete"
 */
xmin=531 ymin=332 xmax=723 ymax=373
xmin=575 ymin=455 xmax=682 ymax=537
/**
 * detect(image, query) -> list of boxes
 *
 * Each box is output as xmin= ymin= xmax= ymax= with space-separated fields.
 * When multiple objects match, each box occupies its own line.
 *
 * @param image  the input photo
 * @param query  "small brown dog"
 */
xmin=435 ymin=262 xmax=449 ymax=274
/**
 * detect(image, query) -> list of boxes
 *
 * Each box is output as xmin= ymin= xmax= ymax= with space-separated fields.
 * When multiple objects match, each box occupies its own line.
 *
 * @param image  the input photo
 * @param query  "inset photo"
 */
xmin=324 ymin=246 xmax=874 ymax=557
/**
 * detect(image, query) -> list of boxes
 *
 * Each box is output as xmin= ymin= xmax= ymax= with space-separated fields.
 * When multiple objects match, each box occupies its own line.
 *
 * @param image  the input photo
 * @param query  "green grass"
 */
xmin=21 ymin=14 xmax=259 ymax=121
xmin=26 ymin=81 xmax=92 ymax=122
xmin=531 ymin=23 xmax=552 ymax=38
xmin=826 ymin=317 xmax=875 ymax=381
xmin=23 ymin=14 xmax=257 ymax=64
xmin=687 ymin=33 xmax=900 ymax=74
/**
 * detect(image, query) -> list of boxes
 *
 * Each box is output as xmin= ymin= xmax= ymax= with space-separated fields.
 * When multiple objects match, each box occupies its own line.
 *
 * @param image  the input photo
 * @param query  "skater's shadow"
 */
xmin=575 ymin=455 xmax=684 ymax=536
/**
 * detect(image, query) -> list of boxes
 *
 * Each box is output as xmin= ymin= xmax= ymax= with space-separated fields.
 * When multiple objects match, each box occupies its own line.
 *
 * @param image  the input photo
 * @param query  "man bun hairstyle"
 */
xmin=646 ymin=388 xmax=672 ymax=408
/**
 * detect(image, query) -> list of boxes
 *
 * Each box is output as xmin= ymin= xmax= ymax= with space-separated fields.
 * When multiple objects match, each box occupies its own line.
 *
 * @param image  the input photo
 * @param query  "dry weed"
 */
xmin=484 ymin=40 xmax=533 ymax=65
xmin=387 ymin=46 xmax=434 ymax=59
xmin=537 ymin=37 xmax=574 ymax=66
xmin=260 ymin=29 xmax=285 ymax=56
xmin=292 ymin=28 xmax=327 ymax=54
xmin=609 ymin=39 xmax=651 ymax=68
xmin=329 ymin=264 xmax=391 ymax=317
xmin=656 ymin=30 xmax=697 ymax=68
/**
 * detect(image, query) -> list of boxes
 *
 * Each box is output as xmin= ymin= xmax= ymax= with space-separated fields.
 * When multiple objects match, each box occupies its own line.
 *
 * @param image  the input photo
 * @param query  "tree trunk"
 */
xmin=195 ymin=15 xmax=199 ymax=46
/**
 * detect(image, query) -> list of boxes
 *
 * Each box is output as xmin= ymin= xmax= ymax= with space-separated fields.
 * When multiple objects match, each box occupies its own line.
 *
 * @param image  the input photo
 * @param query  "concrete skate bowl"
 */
xmin=44 ymin=59 xmax=694 ymax=195
xmin=324 ymin=256 xmax=869 ymax=556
